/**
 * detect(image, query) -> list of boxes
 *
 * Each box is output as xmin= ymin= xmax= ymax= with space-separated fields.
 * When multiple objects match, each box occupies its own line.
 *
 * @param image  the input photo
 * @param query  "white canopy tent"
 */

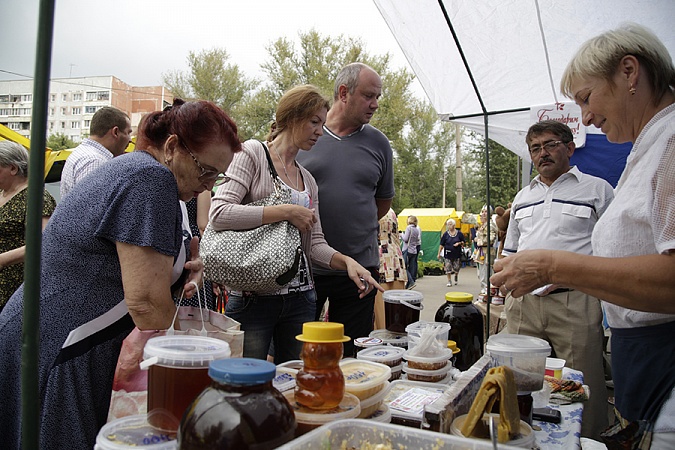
xmin=373 ymin=0 xmax=675 ymax=160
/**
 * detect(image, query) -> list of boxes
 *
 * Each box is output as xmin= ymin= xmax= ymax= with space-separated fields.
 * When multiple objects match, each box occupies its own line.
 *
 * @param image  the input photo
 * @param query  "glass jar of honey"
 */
xmin=178 ymin=358 xmax=296 ymax=449
xmin=295 ymin=322 xmax=350 ymax=410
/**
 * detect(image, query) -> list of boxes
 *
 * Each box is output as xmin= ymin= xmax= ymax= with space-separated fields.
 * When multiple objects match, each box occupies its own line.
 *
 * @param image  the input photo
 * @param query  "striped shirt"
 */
xmin=503 ymin=165 xmax=614 ymax=256
xmin=60 ymin=138 xmax=113 ymax=198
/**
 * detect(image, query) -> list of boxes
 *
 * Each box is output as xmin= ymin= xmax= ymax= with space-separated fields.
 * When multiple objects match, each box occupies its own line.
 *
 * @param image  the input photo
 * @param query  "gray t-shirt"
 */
xmin=297 ymin=124 xmax=394 ymax=272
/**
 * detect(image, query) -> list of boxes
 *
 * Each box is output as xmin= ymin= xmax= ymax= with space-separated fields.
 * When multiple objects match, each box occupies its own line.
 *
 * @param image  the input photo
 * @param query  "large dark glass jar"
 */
xmin=178 ymin=358 xmax=296 ymax=449
xmin=435 ymin=291 xmax=484 ymax=371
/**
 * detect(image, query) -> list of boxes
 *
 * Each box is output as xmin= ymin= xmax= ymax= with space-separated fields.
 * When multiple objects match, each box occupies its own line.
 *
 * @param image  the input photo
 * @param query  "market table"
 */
xmin=532 ymin=367 xmax=585 ymax=450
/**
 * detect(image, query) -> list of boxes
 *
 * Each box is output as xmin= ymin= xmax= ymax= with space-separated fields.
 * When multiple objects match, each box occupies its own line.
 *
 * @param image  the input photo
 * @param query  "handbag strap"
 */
xmin=258 ymin=141 xmax=279 ymax=183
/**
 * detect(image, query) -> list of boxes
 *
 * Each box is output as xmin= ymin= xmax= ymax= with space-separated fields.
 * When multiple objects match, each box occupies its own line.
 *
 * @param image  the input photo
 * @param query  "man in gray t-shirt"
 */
xmin=298 ymin=62 xmax=394 ymax=356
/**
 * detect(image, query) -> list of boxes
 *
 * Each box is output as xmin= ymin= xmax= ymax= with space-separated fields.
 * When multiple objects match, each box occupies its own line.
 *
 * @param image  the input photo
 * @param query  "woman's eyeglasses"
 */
xmin=179 ymin=138 xmax=230 ymax=186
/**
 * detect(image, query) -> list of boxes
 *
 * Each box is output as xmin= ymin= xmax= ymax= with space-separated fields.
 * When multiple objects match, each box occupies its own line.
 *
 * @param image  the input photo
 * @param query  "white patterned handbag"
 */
xmin=201 ymin=143 xmax=303 ymax=293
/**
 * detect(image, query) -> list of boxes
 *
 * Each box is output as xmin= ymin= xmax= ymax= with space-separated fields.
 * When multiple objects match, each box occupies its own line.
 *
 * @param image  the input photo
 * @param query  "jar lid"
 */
xmin=208 ymin=358 xmax=276 ymax=385
xmin=486 ymin=334 xmax=551 ymax=354
xmin=445 ymin=291 xmax=473 ymax=303
xmin=447 ymin=340 xmax=461 ymax=354
xmin=357 ymin=345 xmax=406 ymax=364
xmin=142 ymin=335 xmax=231 ymax=368
xmin=296 ymin=322 xmax=350 ymax=343
xmin=382 ymin=289 xmax=423 ymax=304
xmin=354 ymin=337 xmax=384 ymax=348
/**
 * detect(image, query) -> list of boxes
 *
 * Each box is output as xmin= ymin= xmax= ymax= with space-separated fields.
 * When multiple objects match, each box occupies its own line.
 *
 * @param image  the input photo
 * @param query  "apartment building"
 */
xmin=0 ymin=76 xmax=173 ymax=143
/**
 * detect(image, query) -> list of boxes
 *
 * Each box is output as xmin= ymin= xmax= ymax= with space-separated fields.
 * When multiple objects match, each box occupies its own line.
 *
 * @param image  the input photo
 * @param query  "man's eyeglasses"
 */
xmin=179 ymin=138 xmax=230 ymax=186
xmin=529 ymin=140 xmax=568 ymax=156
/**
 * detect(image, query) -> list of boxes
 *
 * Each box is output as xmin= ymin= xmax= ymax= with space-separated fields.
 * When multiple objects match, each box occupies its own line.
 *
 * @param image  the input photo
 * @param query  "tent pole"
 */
xmin=23 ymin=0 xmax=56 ymax=447
xmin=437 ymin=0 xmax=492 ymax=336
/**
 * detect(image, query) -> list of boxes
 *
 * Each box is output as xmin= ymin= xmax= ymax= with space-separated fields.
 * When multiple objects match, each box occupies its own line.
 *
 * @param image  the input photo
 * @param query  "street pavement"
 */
xmin=411 ymin=262 xmax=484 ymax=322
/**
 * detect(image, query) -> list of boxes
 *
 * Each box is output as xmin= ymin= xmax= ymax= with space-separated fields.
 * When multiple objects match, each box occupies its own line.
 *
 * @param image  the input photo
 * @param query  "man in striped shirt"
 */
xmin=501 ymin=120 xmax=613 ymax=440
xmin=60 ymin=106 xmax=132 ymax=198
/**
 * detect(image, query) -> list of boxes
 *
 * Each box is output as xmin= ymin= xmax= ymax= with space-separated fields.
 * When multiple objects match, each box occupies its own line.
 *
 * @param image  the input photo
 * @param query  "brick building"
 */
xmin=0 ymin=76 xmax=173 ymax=143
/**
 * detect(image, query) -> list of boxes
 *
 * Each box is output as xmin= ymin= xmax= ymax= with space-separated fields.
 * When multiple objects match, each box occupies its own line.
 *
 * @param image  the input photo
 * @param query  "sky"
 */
xmin=1 ymin=0 xmax=421 ymax=94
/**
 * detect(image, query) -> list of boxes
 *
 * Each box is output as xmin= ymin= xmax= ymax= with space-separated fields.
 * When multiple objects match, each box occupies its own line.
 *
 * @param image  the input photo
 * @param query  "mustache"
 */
xmin=539 ymin=156 xmax=554 ymax=165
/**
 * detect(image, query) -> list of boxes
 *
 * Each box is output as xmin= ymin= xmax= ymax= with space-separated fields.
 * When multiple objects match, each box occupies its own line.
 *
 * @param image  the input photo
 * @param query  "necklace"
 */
xmin=270 ymin=142 xmax=300 ymax=190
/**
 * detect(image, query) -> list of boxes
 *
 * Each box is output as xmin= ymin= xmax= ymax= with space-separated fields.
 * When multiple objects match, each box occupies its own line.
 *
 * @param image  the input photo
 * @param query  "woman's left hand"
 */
xmin=183 ymin=237 xmax=204 ymax=298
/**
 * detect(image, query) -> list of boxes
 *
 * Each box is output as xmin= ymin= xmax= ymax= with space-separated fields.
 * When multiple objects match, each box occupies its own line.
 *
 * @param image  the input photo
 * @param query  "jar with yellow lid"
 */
xmin=295 ymin=322 xmax=350 ymax=409
xmin=435 ymin=292 xmax=483 ymax=371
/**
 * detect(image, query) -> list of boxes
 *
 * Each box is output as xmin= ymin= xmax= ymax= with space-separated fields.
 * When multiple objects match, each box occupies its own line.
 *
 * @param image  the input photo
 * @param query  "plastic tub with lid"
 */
xmin=283 ymin=391 xmax=360 ymax=436
xmin=402 ymin=362 xmax=453 ymax=383
xmin=95 ymin=414 xmax=177 ymax=450
xmin=383 ymin=290 xmax=424 ymax=333
xmin=404 ymin=347 xmax=454 ymax=370
xmin=384 ymin=379 xmax=452 ymax=428
xmin=340 ymin=359 xmax=391 ymax=400
xmin=365 ymin=403 xmax=391 ymax=423
xmin=405 ymin=321 xmax=450 ymax=351
xmin=356 ymin=345 xmax=405 ymax=367
xmin=357 ymin=380 xmax=391 ymax=418
xmin=486 ymin=334 xmax=551 ymax=392
xmin=142 ymin=335 xmax=231 ymax=431
xmin=369 ymin=329 xmax=409 ymax=348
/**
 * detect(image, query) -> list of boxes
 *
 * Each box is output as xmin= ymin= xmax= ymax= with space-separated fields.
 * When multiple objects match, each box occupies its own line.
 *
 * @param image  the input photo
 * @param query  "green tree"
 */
xmin=46 ymin=132 xmax=77 ymax=151
xmin=162 ymin=48 xmax=259 ymax=120
xmin=463 ymin=132 xmax=520 ymax=212
xmin=392 ymin=100 xmax=455 ymax=212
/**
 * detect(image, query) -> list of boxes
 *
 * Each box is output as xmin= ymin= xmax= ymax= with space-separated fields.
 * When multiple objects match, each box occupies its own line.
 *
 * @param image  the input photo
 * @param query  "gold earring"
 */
xmin=629 ymin=85 xmax=636 ymax=95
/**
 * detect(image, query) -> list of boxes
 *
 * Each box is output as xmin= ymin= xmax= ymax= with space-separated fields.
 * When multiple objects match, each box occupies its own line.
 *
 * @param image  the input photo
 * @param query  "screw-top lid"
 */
xmin=208 ymin=358 xmax=276 ymax=385
xmin=447 ymin=340 xmax=461 ymax=354
xmin=445 ymin=291 xmax=473 ymax=303
xmin=296 ymin=322 xmax=350 ymax=343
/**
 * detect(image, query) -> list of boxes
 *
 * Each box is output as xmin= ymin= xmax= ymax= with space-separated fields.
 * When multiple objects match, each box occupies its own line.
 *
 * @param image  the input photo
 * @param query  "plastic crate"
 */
xmin=278 ymin=418 xmax=522 ymax=449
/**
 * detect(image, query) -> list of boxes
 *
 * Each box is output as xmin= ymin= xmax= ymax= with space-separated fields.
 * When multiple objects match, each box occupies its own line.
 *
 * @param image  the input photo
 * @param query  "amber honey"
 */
xmin=296 ymin=341 xmax=345 ymax=409
xmin=147 ymin=365 xmax=212 ymax=431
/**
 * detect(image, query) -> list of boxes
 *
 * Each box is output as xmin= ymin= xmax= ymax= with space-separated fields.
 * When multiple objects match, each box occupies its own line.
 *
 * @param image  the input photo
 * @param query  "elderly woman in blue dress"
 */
xmin=0 ymin=99 xmax=241 ymax=449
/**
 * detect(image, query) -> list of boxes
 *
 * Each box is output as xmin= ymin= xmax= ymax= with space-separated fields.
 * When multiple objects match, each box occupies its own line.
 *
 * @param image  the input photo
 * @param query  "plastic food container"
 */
xmin=451 ymin=413 xmax=535 ymax=448
xmin=142 ymin=335 xmax=231 ymax=431
xmin=405 ymin=321 xmax=451 ymax=351
xmin=383 ymin=289 xmax=424 ymax=333
xmin=356 ymin=345 xmax=405 ymax=367
xmin=357 ymin=381 xmax=391 ymax=418
xmin=273 ymin=366 xmax=298 ymax=392
xmin=402 ymin=362 xmax=453 ymax=383
xmin=390 ymin=363 xmax=403 ymax=381
xmin=384 ymin=379 xmax=452 ymax=428
xmin=283 ymin=391 xmax=360 ymax=436
xmin=340 ymin=359 xmax=391 ymax=400
xmin=95 ymin=414 xmax=177 ymax=450
xmin=404 ymin=347 xmax=454 ymax=370
xmin=545 ymin=357 xmax=566 ymax=379
xmin=276 ymin=418 xmax=521 ymax=449
xmin=365 ymin=403 xmax=391 ymax=422
xmin=369 ymin=329 xmax=409 ymax=348
xmin=353 ymin=336 xmax=383 ymax=357
xmin=486 ymin=334 xmax=551 ymax=392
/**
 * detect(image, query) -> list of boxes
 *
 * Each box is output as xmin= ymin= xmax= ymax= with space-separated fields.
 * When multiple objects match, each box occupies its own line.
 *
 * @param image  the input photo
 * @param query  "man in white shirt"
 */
xmin=60 ymin=106 xmax=132 ymax=198
xmin=502 ymin=120 xmax=614 ymax=440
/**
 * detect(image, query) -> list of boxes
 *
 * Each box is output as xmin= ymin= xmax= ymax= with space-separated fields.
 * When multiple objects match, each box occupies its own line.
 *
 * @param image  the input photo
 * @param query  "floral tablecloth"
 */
xmin=533 ymin=367 xmax=584 ymax=450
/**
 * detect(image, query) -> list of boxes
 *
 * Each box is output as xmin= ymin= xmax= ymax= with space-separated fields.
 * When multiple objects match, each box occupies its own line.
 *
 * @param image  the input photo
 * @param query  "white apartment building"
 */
xmin=0 ymin=76 xmax=172 ymax=143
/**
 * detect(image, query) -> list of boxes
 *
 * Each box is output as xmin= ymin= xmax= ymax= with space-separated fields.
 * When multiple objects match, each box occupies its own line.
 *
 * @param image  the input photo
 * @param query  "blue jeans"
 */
xmin=313 ymin=271 xmax=377 ymax=358
xmin=225 ymin=289 xmax=316 ymax=364
xmin=406 ymin=251 xmax=418 ymax=288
